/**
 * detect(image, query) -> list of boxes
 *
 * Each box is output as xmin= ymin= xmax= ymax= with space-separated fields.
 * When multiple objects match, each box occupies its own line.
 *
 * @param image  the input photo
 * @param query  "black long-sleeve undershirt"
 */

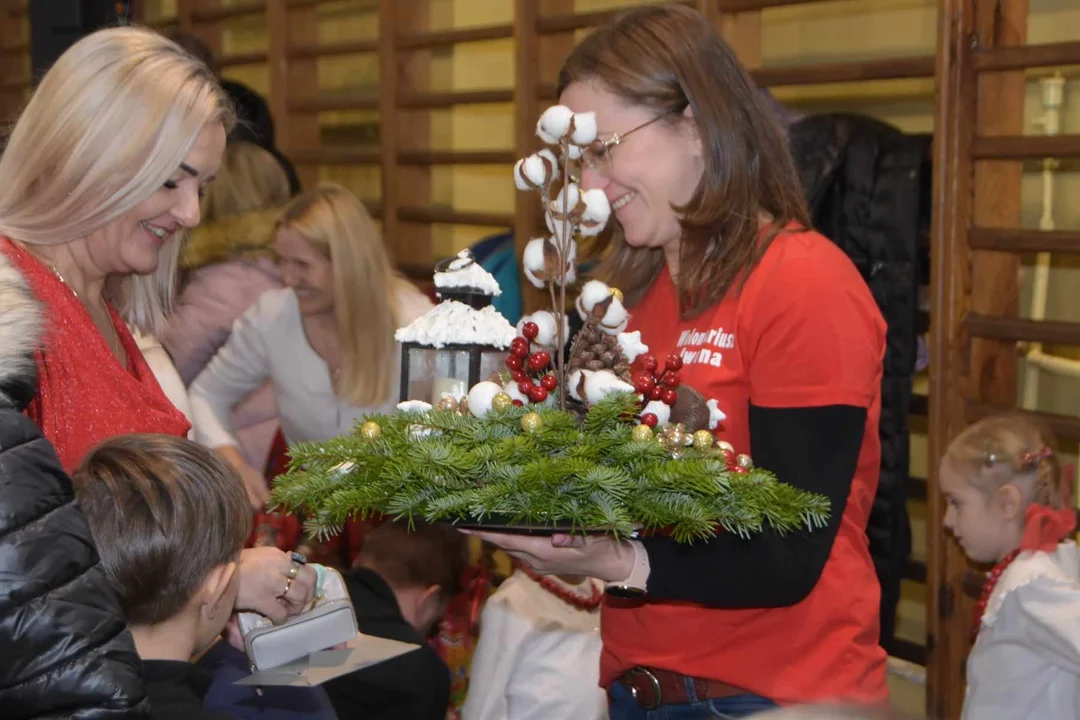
xmin=640 ymin=404 xmax=866 ymax=608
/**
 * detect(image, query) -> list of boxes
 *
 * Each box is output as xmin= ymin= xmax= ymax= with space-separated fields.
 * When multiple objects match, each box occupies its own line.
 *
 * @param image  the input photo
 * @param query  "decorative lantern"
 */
xmin=395 ymin=250 xmax=516 ymax=404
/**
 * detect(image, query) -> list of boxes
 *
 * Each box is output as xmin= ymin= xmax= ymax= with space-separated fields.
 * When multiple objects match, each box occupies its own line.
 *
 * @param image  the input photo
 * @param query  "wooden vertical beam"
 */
xmin=385 ymin=0 xmax=431 ymax=267
xmin=928 ymin=0 xmax=1029 ymax=716
xmin=177 ymin=0 xmax=195 ymax=33
xmin=513 ymin=0 xmax=541 ymax=313
xmin=285 ymin=1 xmax=319 ymax=190
xmin=266 ymin=0 xmax=289 ymax=155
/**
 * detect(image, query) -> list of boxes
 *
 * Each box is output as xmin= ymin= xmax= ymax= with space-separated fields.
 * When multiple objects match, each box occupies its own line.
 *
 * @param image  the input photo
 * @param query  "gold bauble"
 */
xmin=631 ymin=424 xmax=654 ymax=442
xmin=360 ymin=421 xmax=382 ymax=441
xmin=521 ymin=412 xmax=544 ymax=433
xmin=491 ymin=392 xmax=513 ymax=413
xmin=458 ymin=397 xmax=470 ymax=416
xmin=436 ymin=396 xmax=459 ymax=412
xmin=693 ymin=430 xmax=714 ymax=449
xmin=736 ymin=453 xmax=754 ymax=469
xmin=609 ymin=287 xmax=624 ymax=302
xmin=716 ymin=440 xmax=735 ymax=454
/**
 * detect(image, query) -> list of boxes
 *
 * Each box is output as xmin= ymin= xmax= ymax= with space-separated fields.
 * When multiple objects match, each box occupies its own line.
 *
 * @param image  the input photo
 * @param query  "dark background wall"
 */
xmin=30 ymin=0 xmax=131 ymax=80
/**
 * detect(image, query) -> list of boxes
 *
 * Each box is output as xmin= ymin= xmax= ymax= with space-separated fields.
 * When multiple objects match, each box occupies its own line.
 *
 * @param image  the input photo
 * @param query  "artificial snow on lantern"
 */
xmin=395 ymin=249 xmax=516 ymax=405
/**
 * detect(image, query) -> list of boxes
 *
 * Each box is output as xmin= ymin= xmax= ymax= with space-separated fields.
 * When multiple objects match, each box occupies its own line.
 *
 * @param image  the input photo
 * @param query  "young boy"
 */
xmin=323 ymin=519 xmax=467 ymax=720
xmin=73 ymin=434 xmax=251 ymax=720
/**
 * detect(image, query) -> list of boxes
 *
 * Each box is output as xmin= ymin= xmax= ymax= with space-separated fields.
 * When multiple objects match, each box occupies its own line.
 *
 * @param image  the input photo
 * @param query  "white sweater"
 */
xmin=189 ymin=285 xmax=432 ymax=449
xmin=964 ymin=541 xmax=1080 ymax=720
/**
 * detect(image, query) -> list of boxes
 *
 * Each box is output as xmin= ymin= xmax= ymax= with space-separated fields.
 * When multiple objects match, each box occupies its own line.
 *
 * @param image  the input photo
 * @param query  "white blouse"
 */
xmin=964 ymin=541 xmax=1080 ymax=720
xmin=463 ymin=571 xmax=608 ymax=720
xmin=188 ymin=284 xmax=432 ymax=449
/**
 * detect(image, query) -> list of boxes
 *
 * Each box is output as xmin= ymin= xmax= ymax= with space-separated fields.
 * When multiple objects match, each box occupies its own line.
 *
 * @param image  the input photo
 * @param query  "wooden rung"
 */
xmin=974 ymin=41 xmax=1080 ymax=72
xmin=904 ymin=558 xmax=927 ymax=584
xmin=365 ymin=200 xmax=383 ymax=220
xmin=288 ymin=94 xmax=379 ymax=113
xmin=399 ymin=261 xmax=435 ymax=281
xmin=0 ymin=80 xmax=27 ymax=94
xmin=0 ymin=42 xmax=26 ymax=56
xmin=967 ymin=402 xmax=1080 ymax=444
xmin=219 ymin=50 xmax=268 ymax=68
xmin=972 ymin=134 xmax=1080 ymax=159
xmin=883 ymin=638 xmax=925 ymax=667
xmin=718 ymin=0 xmax=836 ymax=10
xmin=750 ymin=56 xmax=935 ymax=87
xmin=398 ymin=207 xmax=513 ymax=227
xmin=398 ymin=90 xmax=514 ymax=108
xmin=191 ymin=0 xmax=264 ymax=23
xmin=290 ymin=148 xmax=381 ymax=165
xmin=537 ymin=1 xmax=694 ymax=34
xmin=909 ymin=476 xmax=927 ymax=502
xmin=147 ymin=17 xmax=179 ymax=30
xmin=397 ymin=24 xmax=514 ymax=50
xmin=288 ymin=39 xmax=378 ymax=60
xmin=397 ymin=150 xmax=516 ymax=165
xmin=969 ymin=227 xmax=1080 ymax=253
xmin=910 ymin=395 xmax=928 ymax=417
xmin=966 ymin=313 xmax=1080 ymax=347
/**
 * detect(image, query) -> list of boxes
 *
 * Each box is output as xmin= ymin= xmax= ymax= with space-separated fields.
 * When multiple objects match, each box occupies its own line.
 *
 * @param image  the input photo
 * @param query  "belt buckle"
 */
xmin=627 ymin=667 xmax=662 ymax=711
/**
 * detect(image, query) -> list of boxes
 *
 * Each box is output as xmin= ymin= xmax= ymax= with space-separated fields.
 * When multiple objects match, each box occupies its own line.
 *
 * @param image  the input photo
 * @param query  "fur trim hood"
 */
xmin=182 ymin=206 xmax=282 ymax=270
xmin=0 ymin=251 xmax=43 ymax=402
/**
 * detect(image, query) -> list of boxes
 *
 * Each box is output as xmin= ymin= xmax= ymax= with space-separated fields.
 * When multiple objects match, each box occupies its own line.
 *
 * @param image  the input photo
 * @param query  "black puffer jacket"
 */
xmin=0 ymin=253 xmax=149 ymax=717
xmin=788 ymin=113 xmax=929 ymax=646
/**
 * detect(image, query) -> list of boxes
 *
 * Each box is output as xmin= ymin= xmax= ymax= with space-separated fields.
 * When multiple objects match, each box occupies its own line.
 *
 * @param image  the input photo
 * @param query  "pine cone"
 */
xmin=568 ymin=319 xmax=633 ymax=384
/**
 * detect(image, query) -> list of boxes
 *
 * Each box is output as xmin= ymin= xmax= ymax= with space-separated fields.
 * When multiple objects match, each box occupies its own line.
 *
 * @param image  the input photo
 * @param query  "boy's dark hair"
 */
xmin=73 ymin=434 xmax=251 ymax=626
xmin=356 ymin=520 xmax=468 ymax=601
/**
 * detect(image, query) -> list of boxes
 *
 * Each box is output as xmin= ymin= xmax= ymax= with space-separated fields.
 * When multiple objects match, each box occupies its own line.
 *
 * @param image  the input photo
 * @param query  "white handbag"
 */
xmin=237 ymin=565 xmax=358 ymax=671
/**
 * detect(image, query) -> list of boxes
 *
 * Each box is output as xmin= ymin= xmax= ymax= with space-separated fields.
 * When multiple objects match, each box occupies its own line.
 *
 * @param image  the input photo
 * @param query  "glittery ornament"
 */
xmin=716 ymin=440 xmax=735 ymax=454
xmin=521 ymin=412 xmax=544 ymax=433
xmin=491 ymin=392 xmax=513 ymax=412
xmin=436 ymin=396 xmax=460 ymax=412
xmin=631 ymin=424 xmax=654 ymax=442
xmin=360 ymin=421 xmax=382 ymax=441
xmin=693 ymin=430 xmax=714 ymax=449
xmin=736 ymin=453 xmax=754 ymax=469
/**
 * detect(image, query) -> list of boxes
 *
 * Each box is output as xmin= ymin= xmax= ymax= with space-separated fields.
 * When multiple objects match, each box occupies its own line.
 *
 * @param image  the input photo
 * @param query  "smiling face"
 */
xmin=559 ymin=80 xmax=703 ymax=253
xmin=939 ymin=459 xmax=1020 ymax=564
xmin=86 ymin=121 xmax=226 ymax=276
xmin=275 ymin=226 xmax=335 ymax=317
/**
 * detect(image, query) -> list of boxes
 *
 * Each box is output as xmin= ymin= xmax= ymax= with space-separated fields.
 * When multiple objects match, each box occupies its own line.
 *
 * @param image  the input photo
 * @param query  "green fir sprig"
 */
xmin=270 ymin=392 xmax=830 ymax=543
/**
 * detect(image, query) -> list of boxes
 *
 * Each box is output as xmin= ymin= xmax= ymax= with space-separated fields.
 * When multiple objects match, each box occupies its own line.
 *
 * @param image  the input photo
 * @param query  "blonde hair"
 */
xmin=201 ymin=141 xmax=290 ymax=224
xmin=278 ymin=184 xmax=402 ymax=406
xmin=945 ymin=414 xmax=1064 ymax=509
xmin=0 ymin=26 xmax=233 ymax=335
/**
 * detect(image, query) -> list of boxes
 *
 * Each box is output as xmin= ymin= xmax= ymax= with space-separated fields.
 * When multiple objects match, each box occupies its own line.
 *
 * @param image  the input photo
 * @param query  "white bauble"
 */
xmin=467 ymin=381 xmax=504 ymax=419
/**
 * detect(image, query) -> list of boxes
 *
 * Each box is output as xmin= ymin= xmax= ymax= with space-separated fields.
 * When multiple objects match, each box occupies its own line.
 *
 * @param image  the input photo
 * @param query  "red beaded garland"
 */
xmin=518 ymin=564 xmax=603 ymax=611
xmin=971 ymin=549 xmax=1021 ymax=643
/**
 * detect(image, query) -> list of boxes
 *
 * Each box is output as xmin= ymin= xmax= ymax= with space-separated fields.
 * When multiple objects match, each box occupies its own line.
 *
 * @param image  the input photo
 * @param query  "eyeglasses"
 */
xmin=579 ymin=114 xmax=668 ymax=176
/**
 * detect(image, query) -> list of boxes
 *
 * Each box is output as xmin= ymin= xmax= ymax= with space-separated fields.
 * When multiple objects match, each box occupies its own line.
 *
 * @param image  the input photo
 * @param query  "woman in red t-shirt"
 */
xmin=471 ymin=5 xmax=889 ymax=718
xmin=0 ymin=27 xmax=316 ymax=626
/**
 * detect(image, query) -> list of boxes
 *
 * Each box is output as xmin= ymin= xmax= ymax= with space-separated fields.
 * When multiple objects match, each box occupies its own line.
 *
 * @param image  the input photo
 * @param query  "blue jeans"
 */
xmin=609 ymin=679 xmax=778 ymax=720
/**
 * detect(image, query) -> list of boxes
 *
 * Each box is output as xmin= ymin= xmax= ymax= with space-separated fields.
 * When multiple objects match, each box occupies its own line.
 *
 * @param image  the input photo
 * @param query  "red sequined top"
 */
xmin=1 ymin=238 xmax=190 ymax=473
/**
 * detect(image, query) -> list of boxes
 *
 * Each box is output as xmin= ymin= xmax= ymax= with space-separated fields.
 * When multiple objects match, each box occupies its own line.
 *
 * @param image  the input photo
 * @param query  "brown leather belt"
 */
xmin=615 ymin=667 xmax=748 ymax=710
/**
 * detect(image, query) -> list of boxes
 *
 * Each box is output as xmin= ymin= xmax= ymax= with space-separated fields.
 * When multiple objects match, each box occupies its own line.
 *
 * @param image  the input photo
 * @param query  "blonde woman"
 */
xmin=189 ymin=183 xmax=433 ymax=508
xmin=0 ymin=27 xmax=317 ymax=627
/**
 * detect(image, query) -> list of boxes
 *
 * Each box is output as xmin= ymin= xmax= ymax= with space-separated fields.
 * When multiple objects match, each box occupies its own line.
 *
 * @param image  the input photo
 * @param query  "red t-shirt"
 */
xmin=600 ymin=228 xmax=889 ymax=705
xmin=2 ymin=238 xmax=190 ymax=473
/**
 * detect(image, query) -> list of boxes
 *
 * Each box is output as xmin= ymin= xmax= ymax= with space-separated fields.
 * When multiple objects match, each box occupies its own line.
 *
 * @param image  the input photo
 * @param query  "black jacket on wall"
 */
xmin=787 ymin=113 xmax=929 ymax=646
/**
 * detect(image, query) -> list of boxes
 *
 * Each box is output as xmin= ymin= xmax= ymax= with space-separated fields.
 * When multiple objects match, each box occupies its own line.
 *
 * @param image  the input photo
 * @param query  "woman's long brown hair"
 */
xmin=557 ymin=4 xmax=811 ymax=318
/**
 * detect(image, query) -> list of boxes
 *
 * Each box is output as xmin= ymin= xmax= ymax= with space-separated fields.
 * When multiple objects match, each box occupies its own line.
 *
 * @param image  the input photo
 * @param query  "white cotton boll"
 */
xmin=522 ymin=236 xmax=548 ymax=275
xmin=581 ymin=189 xmax=610 ymax=222
xmin=537 ymin=105 xmax=574 ymax=144
xmin=617 ymin=331 xmax=649 ymax=364
xmin=467 ymin=381 xmax=503 ymax=419
xmin=521 ymin=154 xmax=549 ymax=187
xmin=523 ymin=264 xmax=545 ymax=289
xmin=538 ymin=148 xmax=558 ymax=173
xmin=567 ymin=144 xmax=583 ymax=161
xmin=397 ymin=400 xmax=433 ymax=414
xmin=549 ymin=217 xmax=573 ymax=247
xmin=577 ymin=279 xmax=612 ymax=316
xmin=583 ymin=370 xmax=635 ymax=405
xmin=641 ymin=400 xmax=672 ymax=429
xmin=513 ymin=159 xmax=532 ymax=191
xmin=517 ymin=311 xmax=568 ymax=349
xmin=570 ymin=112 xmax=597 ymax=145
xmin=553 ymin=182 xmax=581 ymax=216
xmin=567 ymin=369 xmax=589 ymax=404
xmin=555 ymin=240 xmax=577 ymax=287
xmin=599 ymin=300 xmax=629 ymax=335
xmin=504 ymin=382 xmax=529 ymax=405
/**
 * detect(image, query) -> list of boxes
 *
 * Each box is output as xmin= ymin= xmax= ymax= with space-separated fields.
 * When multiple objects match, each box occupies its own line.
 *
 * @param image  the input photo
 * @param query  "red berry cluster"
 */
xmin=505 ymin=322 xmax=557 ymax=405
xmin=633 ymin=353 xmax=683 ymax=428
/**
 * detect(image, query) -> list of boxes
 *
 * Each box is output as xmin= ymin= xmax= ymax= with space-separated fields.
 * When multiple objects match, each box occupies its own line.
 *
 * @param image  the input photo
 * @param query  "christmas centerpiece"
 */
xmin=271 ymin=106 xmax=830 ymax=542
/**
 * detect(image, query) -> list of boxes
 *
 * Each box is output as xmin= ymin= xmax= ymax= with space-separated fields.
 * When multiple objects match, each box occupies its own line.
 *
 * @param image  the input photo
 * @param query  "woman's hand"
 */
xmin=462 ymin=531 xmax=636 ymax=583
xmin=236 ymin=547 xmax=317 ymax=623
xmin=216 ymin=444 xmax=270 ymax=510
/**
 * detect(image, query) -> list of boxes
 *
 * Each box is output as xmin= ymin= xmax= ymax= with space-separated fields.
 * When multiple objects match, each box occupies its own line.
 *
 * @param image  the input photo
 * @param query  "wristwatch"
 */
xmin=605 ymin=540 xmax=650 ymax=598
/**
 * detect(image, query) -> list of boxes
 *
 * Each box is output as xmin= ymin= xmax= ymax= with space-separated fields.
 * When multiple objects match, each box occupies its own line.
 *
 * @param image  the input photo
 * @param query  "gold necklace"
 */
xmin=43 ymin=260 xmax=124 ymax=361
